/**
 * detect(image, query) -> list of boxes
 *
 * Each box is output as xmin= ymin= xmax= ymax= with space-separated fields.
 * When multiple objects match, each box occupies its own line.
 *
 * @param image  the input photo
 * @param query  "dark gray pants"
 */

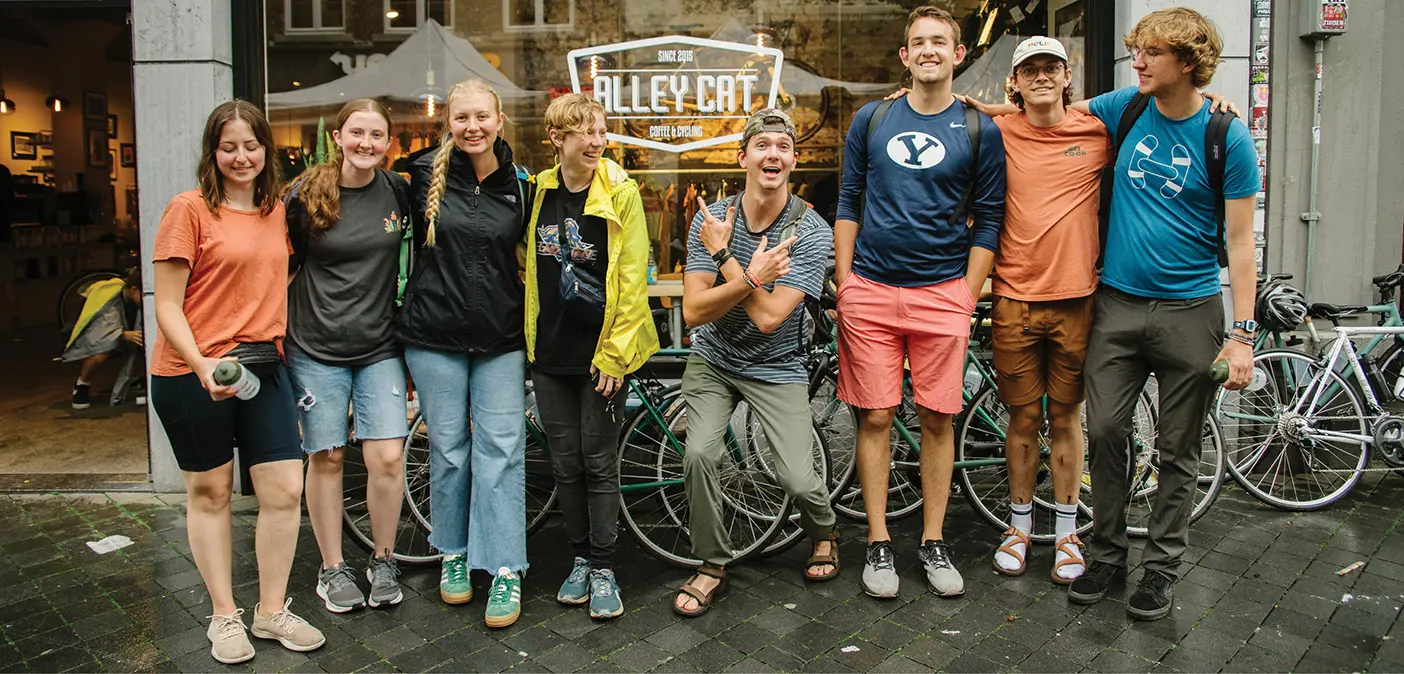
xmin=1085 ymin=286 xmax=1223 ymax=581
xmin=531 ymin=369 xmax=624 ymax=569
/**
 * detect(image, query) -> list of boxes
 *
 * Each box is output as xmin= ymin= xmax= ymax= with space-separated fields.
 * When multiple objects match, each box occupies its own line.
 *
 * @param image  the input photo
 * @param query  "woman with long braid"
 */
xmin=396 ymin=79 xmax=532 ymax=628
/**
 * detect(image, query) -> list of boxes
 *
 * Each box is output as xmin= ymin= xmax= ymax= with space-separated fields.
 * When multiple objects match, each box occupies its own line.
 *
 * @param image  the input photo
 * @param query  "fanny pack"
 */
xmin=556 ymin=240 xmax=607 ymax=325
xmin=227 ymin=342 xmax=281 ymax=365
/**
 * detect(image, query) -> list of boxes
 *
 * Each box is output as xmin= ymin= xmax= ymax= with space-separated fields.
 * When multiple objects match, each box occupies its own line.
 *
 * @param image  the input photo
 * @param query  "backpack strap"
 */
xmin=856 ymin=99 xmax=896 ymax=229
xmin=1205 ymin=109 xmax=1235 ymax=268
xmin=514 ymin=163 xmax=535 ymax=231
xmin=382 ymin=169 xmax=415 ymax=308
xmin=949 ymin=104 xmax=982 ymax=228
xmin=1097 ymin=92 xmax=1152 ymax=271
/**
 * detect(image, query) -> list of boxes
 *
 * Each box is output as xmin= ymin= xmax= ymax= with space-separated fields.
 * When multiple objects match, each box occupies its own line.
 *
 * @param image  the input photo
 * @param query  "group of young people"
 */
xmin=146 ymin=3 xmax=1260 ymax=665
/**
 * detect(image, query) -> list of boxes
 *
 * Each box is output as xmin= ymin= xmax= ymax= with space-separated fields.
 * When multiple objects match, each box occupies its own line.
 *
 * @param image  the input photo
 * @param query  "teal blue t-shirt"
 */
xmin=1089 ymin=86 xmax=1261 ymax=299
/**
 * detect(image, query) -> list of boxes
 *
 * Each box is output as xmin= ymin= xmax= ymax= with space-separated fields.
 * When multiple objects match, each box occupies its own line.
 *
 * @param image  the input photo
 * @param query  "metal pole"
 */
xmin=1301 ymin=38 xmax=1326 ymax=295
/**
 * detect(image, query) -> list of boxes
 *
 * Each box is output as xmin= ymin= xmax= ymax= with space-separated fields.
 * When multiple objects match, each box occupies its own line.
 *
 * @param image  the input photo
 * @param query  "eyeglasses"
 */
xmin=1128 ymin=46 xmax=1168 ymax=64
xmin=1016 ymin=62 xmax=1066 ymax=80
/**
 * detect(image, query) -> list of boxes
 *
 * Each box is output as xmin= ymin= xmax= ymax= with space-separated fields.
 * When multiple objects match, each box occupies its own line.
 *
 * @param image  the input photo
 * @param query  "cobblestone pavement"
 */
xmin=0 ymin=474 xmax=1401 ymax=673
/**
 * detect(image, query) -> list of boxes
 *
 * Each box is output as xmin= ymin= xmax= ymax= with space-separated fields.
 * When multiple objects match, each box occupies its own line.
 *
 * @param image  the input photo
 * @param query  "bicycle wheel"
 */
xmin=810 ymin=369 xmax=856 ymax=501
xmin=954 ymin=385 xmax=1095 ymax=543
xmin=342 ymin=417 xmax=439 ymax=566
xmin=56 ymin=269 xmax=122 ymax=332
xmin=1124 ymin=411 xmax=1226 ymax=537
xmin=618 ymin=389 xmax=789 ymax=568
xmin=1216 ymin=349 xmax=1369 ymax=510
xmin=831 ymin=382 xmax=924 ymax=522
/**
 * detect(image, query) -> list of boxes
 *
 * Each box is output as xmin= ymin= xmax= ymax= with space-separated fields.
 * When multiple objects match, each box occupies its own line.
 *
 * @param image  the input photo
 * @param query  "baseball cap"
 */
xmin=1011 ymin=36 xmax=1068 ymax=71
xmin=741 ymin=108 xmax=797 ymax=148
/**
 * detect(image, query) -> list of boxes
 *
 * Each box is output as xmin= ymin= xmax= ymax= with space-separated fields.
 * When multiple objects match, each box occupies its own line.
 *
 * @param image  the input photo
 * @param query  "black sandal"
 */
xmin=805 ymin=529 xmax=841 ymax=582
xmin=672 ymin=566 xmax=727 ymax=618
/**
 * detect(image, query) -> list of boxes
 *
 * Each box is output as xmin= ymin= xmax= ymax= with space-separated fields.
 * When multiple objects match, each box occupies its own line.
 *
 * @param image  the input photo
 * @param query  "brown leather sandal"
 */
xmin=672 ymin=566 xmax=727 ymax=618
xmin=1050 ymin=535 xmax=1086 ymax=585
xmin=804 ymin=529 xmax=841 ymax=582
xmin=992 ymin=527 xmax=1030 ymax=577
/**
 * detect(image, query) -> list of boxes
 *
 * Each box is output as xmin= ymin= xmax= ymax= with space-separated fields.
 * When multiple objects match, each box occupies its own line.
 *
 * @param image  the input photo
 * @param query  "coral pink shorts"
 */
xmin=836 ymin=274 xmax=976 ymax=414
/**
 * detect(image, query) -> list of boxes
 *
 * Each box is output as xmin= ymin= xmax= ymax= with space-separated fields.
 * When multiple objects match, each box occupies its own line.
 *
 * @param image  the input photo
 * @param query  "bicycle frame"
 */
xmin=1289 ymin=325 xmax=1404 ymax=447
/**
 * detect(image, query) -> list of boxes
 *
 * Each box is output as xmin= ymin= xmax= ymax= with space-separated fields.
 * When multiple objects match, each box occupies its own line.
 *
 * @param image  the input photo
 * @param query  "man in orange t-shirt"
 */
xmin=984 ymin=37 xmax=1107 ymax=586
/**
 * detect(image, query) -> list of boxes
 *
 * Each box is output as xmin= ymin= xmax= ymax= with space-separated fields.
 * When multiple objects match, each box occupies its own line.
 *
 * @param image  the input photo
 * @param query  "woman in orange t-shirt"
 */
xmin=149 ymin=101 xmax=325 ymax=664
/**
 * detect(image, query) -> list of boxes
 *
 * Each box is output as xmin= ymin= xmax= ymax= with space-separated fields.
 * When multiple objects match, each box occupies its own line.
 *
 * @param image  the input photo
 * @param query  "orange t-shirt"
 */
xmin=991 ymin=109 xmax=1108 ymax=302
xmin=150 ymin=190 xmax=292 ymax=376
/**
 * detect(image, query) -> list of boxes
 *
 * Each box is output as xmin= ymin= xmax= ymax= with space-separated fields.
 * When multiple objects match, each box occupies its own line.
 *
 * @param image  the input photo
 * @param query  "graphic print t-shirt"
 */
xmin=1089 ymin=86 xmax=1261 ymax=299
xmin=534 ymin=184 xmax=609 ymax=374
xmin=287 ymin=171 xmax=407 ymax=367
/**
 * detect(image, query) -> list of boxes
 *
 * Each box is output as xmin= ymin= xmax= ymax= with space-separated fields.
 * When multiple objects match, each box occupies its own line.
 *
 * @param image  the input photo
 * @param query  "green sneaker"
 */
xmin=485 ymin=567 xmax=522 ymax=628
xmin=440 ymin=554 xmax=471 ymax=605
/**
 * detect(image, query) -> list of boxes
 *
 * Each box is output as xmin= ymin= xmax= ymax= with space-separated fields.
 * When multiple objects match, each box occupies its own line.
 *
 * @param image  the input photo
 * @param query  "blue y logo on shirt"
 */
xmin=885 ymin=132 xmax=946 ymax=169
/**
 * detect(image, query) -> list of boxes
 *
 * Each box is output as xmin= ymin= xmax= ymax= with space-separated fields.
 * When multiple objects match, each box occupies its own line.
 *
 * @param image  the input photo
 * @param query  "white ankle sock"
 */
xmin=995 ymin=502 xmax=1032 ymax=572
xmin=1054 ymin=502 xmax=1084 ymax=579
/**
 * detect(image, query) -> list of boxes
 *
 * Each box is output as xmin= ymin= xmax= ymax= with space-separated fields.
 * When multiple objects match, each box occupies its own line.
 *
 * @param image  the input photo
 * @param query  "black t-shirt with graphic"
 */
xmin=534 ymin=183 xmax=609 ymax=375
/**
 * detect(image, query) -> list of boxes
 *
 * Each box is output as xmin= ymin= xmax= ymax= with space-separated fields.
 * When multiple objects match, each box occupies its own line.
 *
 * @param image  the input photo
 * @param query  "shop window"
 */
xmin=285 ymin=0 xmax=343 ymax=32
xmin=505 ymin=0 xmax=573 ymax=32
xmin=386 ymin=0 xmax=451 ymax=31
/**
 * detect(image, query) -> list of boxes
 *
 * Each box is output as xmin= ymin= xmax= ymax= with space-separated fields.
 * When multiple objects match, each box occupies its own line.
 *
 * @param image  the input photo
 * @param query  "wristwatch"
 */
xmin=1232 ymin=319 xmax=1258 ymax=335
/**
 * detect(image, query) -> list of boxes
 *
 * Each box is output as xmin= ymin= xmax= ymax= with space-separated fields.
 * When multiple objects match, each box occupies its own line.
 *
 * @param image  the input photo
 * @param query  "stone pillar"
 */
xmin=132 ymin=0 xmax=232 ymax=492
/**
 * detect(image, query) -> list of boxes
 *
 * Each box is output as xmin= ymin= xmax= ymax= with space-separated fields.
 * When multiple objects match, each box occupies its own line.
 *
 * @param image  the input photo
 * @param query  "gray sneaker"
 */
xmin=316 ymin=562 xmax=365 ymax=613
xmin=366 ymin=551 xmax=403 ymax=608
xmin=206 ymin=610 xmax=254 ymax=664
xmin=919 ymin=540 xmax=965 ymax=597
xmin=862 ymin=541 xmax=900 ymax=599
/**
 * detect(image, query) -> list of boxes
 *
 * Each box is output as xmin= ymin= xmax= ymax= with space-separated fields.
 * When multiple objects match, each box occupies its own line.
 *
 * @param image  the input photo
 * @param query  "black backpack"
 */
xmin=856 ymin=99 xmax=982 ymax=229
xmin=1097 ymin=93 xmax=1236 ymax=270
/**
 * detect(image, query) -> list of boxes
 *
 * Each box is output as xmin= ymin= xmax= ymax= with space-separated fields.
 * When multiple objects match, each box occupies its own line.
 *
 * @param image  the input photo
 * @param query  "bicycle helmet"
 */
xmin=1256 ymin=279 xmax=1308 ymax=332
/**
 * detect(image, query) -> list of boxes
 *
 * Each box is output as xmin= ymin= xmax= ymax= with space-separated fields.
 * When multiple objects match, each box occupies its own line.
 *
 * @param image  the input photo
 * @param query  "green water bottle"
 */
xmin=213 ymin=361 xmax=261 ymax=400
xmin=1208 ymin=359 xmax=1230 ymax=384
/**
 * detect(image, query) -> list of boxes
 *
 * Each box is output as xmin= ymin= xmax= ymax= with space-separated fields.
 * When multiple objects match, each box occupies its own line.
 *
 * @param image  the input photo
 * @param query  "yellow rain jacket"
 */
xmin=524 ymin=158 xmax=659 ymax=378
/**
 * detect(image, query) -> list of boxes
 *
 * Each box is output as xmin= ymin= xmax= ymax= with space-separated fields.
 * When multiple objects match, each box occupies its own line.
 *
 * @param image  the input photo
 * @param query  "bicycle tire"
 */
xmin=830 ymin=386 xmax=925 ymax=522
xmin=56 ymin=269 xmax=123 ymax=332
xmin=1124 ymin=413 xmax=1226 ymax=537
xmin=1217 ymin=348 xmax=1369 ymax=511
xmin=340 ymin=418 xmax=440 ymax=567
xmin=617 ymin=387 xmax=789 ymax=568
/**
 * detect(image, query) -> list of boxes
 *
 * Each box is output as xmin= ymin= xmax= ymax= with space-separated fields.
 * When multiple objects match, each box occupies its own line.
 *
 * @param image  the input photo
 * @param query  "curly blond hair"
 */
xmin=545 ymin=94 xmax=605 ymax=151
xmin=1124 ymin=8 xmax=1223 ymax=89
xmin=424 ymin=80 xmax=503 ymax=247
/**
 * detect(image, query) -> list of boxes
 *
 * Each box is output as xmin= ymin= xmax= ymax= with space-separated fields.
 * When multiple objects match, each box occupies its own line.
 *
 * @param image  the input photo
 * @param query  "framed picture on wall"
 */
xmin=126 ymin=186 xmax=138 ymax=220
xmin=120 ymin=143 xmax=135 ymax=167
xmin=109 ymin=149 xmax=117 ymax=181
xmin=107 ymin=114 xmax=118 ymax=139
xmin=10 ymin=132 xmax=37 ymax=160
xmin=87 ymin=128 xmax=107 ymax=168
xmin=84 ymin=90 xmax=107 ymax=121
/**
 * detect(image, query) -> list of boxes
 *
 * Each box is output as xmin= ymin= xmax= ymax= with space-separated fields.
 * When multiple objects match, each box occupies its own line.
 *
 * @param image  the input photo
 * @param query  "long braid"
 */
xmin=423 ymin=131 xmax=455 ymax=247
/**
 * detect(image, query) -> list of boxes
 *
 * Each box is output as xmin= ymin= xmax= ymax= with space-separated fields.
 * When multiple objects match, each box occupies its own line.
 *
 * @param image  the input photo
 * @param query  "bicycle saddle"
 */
xmin=1371 ymin=267 xmax=1404 ymax=289
xmin=1308 ymin=302 xmax=1370 ymax=319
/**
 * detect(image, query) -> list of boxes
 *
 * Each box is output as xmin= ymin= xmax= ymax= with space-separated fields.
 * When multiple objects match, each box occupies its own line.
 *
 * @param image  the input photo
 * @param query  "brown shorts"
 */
xmin=991 ymin=294 xmax=1095 ymax=406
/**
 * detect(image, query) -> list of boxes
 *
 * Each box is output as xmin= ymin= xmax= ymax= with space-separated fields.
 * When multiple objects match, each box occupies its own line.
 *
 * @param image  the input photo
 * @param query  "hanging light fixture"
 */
xmin=0 ymin=70 xmax=13 ymax=115
xmin=46 ymin=94 xmax=67 ymax=112
xmin=751 ymin=25 xmax=779 ymax=53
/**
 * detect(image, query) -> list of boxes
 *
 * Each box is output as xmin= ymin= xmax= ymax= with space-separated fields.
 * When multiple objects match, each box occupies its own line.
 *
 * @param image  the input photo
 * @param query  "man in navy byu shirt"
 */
xmin=833 ymin=5 xmax=1006 ymax=601
xmin=1062 ymin=8 xmax=1260 ymax=622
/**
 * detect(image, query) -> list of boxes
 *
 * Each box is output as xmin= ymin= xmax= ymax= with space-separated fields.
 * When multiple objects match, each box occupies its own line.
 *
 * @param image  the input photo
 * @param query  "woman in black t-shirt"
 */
xmin=523 ymin=94 xmax=659 ymax=620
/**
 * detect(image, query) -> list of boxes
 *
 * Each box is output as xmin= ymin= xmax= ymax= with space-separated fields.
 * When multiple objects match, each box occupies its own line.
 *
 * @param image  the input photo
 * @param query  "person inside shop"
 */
xmin=61 ymin=267 xmax=146 ymax=409
xmin=834 ymin=4 xmax=1007 ymax=601
xmin=673 ymin=108 xmax=840 ymax=617
xmin=149 ymin=100 xmax=325 ymax=665
xmin=283 ymin=98 xmax=413 ymax=615
xmin=396 ymin=79 xmax=532 ymax=629
xmin=523 ymin=93 xmax=659 ymax=620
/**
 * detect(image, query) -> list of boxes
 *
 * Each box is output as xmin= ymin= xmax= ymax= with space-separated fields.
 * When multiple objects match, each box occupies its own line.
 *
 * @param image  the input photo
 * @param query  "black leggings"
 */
xmin=530 ymin=368 xmax=625 ymax=569
xmin=151 ymin=361 xmax=302 ymax=473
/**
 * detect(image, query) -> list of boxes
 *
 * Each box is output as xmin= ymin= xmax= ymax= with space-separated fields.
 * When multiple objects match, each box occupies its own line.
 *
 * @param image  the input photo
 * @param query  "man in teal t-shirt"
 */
xmin=1065 ymin=8 xmax=1260 ymax=622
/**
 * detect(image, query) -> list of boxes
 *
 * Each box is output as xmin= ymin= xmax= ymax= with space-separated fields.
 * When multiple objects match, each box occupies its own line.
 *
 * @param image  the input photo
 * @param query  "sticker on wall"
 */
xmin=1251 ymin=107 xmax=1269 ymax=138
xmin=1253 ymin=84 xmax=1270 ymax=107
xmin=1250 ymin=66 xmax=1269 ymax=85
xmin=1254 ymin=43 xmax=1270 ymax=65
xmin=1253 ymin=0 xmax=1271 ymax=18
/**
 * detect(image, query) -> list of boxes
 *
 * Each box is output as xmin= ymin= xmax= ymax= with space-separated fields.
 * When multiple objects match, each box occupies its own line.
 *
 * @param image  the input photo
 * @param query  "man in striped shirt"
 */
xmin=672 ymin=109 xmax=840 ymax=618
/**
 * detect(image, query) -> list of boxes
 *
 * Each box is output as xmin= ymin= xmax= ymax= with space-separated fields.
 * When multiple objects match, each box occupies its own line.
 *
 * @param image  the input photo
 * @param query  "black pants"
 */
xmin=151 ymin=361 xmax=302 ymax=473
xmin=1084 ymin=286 xmax=1224 ymax=581
xmin=531 ymin=368 xmax=625 ymax=569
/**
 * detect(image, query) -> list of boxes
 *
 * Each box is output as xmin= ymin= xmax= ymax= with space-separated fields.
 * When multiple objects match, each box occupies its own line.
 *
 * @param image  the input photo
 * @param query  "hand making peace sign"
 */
xmin=696 ymin=195 xmax=798 ymax=286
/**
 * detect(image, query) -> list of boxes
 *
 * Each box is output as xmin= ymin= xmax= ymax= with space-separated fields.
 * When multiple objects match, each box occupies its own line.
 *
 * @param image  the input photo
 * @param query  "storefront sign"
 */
xmin=566 ymin=36 xmax=783 ymax=153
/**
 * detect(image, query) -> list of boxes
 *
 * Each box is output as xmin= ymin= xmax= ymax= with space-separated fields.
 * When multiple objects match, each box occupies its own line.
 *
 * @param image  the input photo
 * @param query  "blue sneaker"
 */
xmin=588 ymin=569 xmax=623 ymax=620
xmin=556 ymin=557 xmax=590 ymax=606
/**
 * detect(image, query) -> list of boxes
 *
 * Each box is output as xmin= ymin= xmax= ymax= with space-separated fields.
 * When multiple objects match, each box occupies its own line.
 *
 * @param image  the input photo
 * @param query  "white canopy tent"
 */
xmin=707 ymin=18 xmax=899 ymax=97
xmin=266 ymin=20 xmax=542 ymax=110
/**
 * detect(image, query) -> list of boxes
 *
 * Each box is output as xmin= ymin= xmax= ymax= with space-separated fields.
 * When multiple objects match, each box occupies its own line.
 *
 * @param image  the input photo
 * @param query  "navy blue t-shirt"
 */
xmin=836 ymin=98 xmax=1006 ymax=288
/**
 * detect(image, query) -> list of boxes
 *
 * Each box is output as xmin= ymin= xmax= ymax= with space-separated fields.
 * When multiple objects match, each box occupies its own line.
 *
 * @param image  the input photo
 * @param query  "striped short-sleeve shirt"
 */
xmin=685 ymin=196 xmax=832 ymax=385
